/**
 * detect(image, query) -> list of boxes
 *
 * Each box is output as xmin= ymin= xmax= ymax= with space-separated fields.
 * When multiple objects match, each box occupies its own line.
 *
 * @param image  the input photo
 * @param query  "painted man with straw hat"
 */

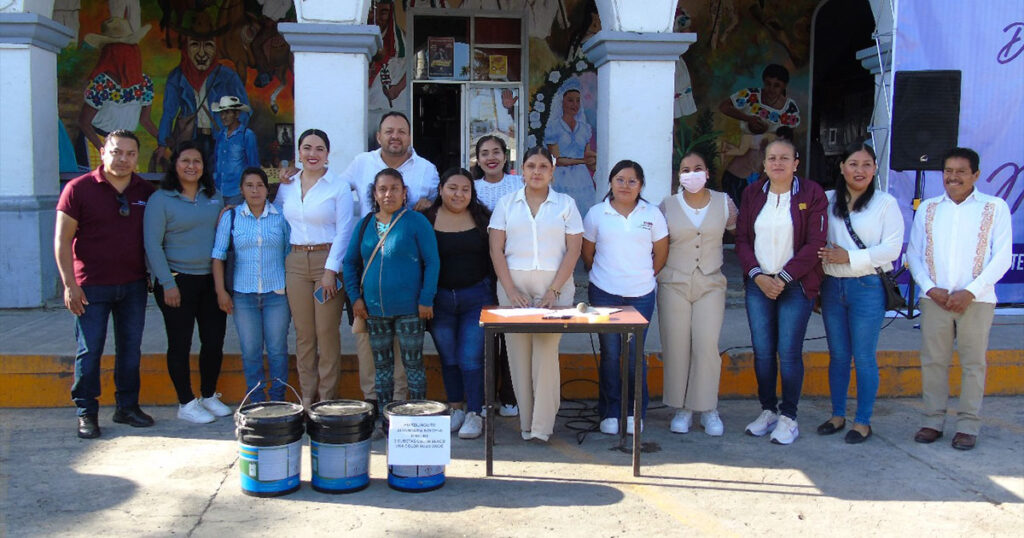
xmin=212 ymin=95 xmax=259 ymax=204
xmin=76 ymin=16 xmax=159 ymax=167
xmin=157 ymin=11 xmax=249 ymax=170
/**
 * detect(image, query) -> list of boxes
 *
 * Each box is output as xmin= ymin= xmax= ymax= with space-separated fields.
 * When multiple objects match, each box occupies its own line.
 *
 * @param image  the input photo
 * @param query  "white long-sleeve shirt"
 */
xmin=907 ymin=189 xmax=1012 ymax=304
xmin=339 ymin=148 xmax=440 ymax=217
xmin=274 ymin=168 xmax=355 ymax=273
xmin=823 ymin=190 xmax=905 ymax=278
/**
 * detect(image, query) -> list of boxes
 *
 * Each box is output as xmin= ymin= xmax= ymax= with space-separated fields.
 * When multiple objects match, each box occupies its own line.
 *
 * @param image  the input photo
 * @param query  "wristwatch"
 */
xmin=549 ymin=287 xmax=561 ymax=298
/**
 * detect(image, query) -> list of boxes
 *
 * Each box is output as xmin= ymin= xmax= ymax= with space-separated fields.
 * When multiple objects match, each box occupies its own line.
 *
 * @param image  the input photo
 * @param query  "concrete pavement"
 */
xmin=1 ymin=397 xmax=1022 ymax=536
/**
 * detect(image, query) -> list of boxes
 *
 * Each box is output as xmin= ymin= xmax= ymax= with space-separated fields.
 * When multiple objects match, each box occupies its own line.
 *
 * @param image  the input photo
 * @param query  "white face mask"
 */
xmin=679 ymin=171 xmax=707 ymax=194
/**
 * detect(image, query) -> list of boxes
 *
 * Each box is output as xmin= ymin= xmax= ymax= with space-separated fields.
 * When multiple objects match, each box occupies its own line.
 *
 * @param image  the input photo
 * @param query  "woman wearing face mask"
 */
xmin=657 ymin=151 xmax=738 ymax=436
xmin=582 ymin=160 xmax=668 ymax=436
xmin=816 ymin=141 xmax=904 ymax=444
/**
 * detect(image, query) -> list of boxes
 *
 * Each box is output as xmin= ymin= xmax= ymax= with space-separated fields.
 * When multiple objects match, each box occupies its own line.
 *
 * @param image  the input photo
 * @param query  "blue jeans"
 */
xmin=71 ymin=279 xmax=148 ymax=416
xmin=233 ymin=291 xmax=292 ymax=402
xmin=821 ymin=275 xmax=884 ymax=425
xmin=589 ymin=284 xmax=655 ymax=420
xmin=430 ymin=278 xmax=492 ymax=413
xmin=745 ymin=278 xmax=814 ymax=420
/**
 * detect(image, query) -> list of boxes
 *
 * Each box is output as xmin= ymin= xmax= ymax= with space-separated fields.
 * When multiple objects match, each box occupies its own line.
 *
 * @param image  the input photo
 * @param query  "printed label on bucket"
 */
xmin=239 ymin=439 xmax=302 ymax=491
xmin=311 ymin=439 xmax=371 ymax=479
xmin=389 ymin=464 xmax=445 ymax=478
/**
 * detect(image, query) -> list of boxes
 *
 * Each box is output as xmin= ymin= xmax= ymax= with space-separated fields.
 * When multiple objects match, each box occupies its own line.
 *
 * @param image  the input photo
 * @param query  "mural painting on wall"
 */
xmin=57 ymin=0 xmax=296 ymax=183
xmin=672 ymin=0 xmax=816 ymax=204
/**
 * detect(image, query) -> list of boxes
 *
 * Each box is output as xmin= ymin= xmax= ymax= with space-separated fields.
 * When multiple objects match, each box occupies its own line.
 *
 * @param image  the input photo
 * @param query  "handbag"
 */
xmin=842 ymin=214 xmax=906 ymax=311
xmin=223 ymin=207 xmax=237 ymax=294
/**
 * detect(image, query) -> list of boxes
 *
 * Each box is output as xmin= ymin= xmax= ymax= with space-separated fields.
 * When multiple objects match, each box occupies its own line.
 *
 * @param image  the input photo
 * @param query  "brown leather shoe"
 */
xmin=914 ymin=427 xmax=943 ymax=443
xmin=951 ymin=432 xmax=977 ymax=451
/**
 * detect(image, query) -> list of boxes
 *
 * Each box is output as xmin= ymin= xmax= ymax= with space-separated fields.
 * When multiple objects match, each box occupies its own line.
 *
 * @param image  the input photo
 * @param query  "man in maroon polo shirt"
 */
xmin=55 ymin=129 xmax=156 ymax=439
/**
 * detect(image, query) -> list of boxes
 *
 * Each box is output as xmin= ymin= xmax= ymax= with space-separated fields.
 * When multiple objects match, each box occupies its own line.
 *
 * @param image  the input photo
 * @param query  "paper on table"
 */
xmin=548 ymin=307 xmax=622 ymax=316
xmin=489 ymin=308 xmax=553 ymax=317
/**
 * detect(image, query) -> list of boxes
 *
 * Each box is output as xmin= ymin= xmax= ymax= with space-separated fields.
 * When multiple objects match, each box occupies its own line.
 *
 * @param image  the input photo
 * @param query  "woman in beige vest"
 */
xmin=658 ymin=151 xmax=737 ymax=436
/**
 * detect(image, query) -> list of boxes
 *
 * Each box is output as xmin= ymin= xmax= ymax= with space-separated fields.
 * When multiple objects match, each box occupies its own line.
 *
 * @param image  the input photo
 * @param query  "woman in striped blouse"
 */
xmin=212 ymin=167 xmax=291 ymax=402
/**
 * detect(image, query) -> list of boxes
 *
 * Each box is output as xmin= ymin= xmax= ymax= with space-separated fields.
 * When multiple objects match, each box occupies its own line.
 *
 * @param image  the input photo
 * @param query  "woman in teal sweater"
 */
xmin=343 ymin=168 xmax=440 ymax=411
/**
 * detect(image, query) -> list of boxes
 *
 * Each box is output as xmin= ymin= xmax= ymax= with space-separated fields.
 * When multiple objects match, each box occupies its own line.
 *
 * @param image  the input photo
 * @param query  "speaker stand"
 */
xmin=904 ymin=169 xmax=925 ymax=319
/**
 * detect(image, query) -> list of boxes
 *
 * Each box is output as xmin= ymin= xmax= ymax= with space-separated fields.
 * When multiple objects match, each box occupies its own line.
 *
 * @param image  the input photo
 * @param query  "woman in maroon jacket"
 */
xmin=735 ymin=139 xmax=827 ymax=445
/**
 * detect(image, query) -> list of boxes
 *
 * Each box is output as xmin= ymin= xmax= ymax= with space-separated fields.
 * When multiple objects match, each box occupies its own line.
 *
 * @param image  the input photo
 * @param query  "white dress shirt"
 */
xmin=339 ymin=148 xmax=440 ymax=216
xmin=907 ymin=189 xmax=1012 ymax=304
xmin=274 ymin=168 xmax=355 ymax=273
xmin=583 ymin=199 xmax=668 ymax=297
xmin=678 ymin=191 xmax=737 ymax=230
xmin=753 ymin=191 xmax=794 ymax=274
xmin=489 ymin=187 xmax=584 ymax=271
xmin=823 ymin=190 xmax=905 ymax=278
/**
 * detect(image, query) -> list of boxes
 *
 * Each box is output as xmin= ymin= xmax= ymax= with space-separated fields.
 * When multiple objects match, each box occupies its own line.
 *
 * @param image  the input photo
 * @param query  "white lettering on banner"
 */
xmin=1011 ymin=253 xmax=1024 ymax=271
xmin=387 ymin=415 xmax=451 ymax=466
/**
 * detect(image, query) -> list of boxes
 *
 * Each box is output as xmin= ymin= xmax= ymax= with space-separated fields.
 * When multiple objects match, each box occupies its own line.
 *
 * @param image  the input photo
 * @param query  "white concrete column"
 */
xmin=0 ymin=11 xmax=73 ymax=307
xmin=279 ymin=24 xmax=381 ymax=168
xmin=582 ymin=31 xmax=695 ymax=206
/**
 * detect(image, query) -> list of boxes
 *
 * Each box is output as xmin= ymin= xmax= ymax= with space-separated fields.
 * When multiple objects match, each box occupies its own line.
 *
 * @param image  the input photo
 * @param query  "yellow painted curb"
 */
xmin=1 ymin=350 xmax=1022 ymax=408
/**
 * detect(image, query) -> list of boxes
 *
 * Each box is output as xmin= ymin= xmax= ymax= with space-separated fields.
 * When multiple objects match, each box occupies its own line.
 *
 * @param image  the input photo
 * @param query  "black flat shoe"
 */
xmin=112 ymin=406 xmax=155 ymax=427
xmin=845 ymin=426 xmax=872 ymax=444
xmin=816 ymin=418 xmax=846 ymax=435
xmin=78 ymin=414 xmax=100 ymax=439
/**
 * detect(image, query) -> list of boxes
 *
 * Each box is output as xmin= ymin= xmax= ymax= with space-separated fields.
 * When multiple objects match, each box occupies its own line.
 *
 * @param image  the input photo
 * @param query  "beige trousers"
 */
xmin=497 ymin=269 xmax=574 ymax=438
xmin=285 ymin=249 xmax=342 ymax=409
xmin=657 ymin=269 xmax=727 ymax=411
xmin=919 ymin=298 xmax=995 ymax=435
xmin=353 ymin=323 xmax=407 ymax=401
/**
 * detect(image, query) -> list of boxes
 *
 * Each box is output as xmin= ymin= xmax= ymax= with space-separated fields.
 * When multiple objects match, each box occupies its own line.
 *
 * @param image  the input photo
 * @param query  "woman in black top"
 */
xmin=422 ymin=167 xmax=493 ymax=439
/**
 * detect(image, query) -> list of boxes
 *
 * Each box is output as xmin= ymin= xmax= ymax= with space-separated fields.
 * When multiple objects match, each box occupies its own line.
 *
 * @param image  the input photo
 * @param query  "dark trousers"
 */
xmin=71 ymin=279 xmax=148 ymax=416
xmin=154 ymin=273 xmax=227 ymax=404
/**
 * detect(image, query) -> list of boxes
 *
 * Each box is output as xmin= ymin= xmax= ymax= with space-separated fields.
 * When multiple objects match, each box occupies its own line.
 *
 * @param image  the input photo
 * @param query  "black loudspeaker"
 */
xmin=889 ymin=70 xmax=961 ymax=171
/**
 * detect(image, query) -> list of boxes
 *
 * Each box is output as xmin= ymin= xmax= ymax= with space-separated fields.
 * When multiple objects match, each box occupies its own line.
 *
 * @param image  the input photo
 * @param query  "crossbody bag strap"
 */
xmin=842 ymin=213 xmax=885 ymax=277
xmin=360 ymin=208 xmax=408 ymax=289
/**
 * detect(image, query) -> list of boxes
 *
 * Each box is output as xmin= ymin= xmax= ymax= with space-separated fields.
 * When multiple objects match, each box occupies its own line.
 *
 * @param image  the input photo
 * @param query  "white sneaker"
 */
xmin=458 ymin=411 xmax=483 ymax=439
xmin=770 ymin=416 xmax=799 ymax=445
xmin=599 ymin=418 xmax=618 ymax=435
xmin=700 ymin=410 xmax=724 ymax=436
xmin=670 ymin=410 xmax=693 ymax=433
xmin=521 ymin=430 xmax=532 ymax=440
xmin=626 ymin=416 xmax=643 ymax=435
xmin=178 ymin=398 xmax=215 ymax=424
xmin=199 ymin=393 xmax=232 ymax=417
xmin=499 ymin=404 xmax=519 ymax=417
xmin=449 ymin=409 xmax=466 ymax=432
xmin=745 ymin=410 xmax=779 ymax=437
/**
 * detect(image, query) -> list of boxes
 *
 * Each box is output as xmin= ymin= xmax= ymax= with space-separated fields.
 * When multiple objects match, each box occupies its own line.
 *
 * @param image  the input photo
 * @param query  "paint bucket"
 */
xmin=307 ymin=399 xmax=375 ymax=493
xmin=382 ymin=400 xmax=450 ymax=493
xmin=234 ymin=380 xmax=305 ymax=497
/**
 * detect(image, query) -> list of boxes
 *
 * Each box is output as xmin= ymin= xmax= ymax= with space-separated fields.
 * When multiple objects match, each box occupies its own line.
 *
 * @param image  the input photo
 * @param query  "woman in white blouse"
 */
xmin=816 ymin=141 xmax=904 ymax=444
xmin=582 ymin=160 xmax=668 ymax=436
xmin=489 ymin=146 xmax=583 ymax=442
xmin=658 ymin=151 xmax=737 ymax=437
xmin=274 ymin=129 xmax=355 ymax=409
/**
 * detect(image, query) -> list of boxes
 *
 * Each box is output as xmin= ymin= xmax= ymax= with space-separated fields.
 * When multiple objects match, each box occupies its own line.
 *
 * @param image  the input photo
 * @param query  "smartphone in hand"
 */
xmin=313 ymin=276 xmax=344 ymax=304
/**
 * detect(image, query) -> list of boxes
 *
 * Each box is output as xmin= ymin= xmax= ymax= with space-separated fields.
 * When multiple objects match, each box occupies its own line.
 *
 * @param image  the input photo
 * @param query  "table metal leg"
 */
xmin=632 ymin=328 xmax=644 ymax=476
xmin=618 ymin=331 xmax=628 ymax=450
xmin=485 ymin=328 xmax=496 ymax=476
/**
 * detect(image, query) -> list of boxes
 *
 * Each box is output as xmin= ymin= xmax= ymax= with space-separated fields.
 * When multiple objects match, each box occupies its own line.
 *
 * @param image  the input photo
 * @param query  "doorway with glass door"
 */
xmin=410 ymin=12 xmax=524 ymax=174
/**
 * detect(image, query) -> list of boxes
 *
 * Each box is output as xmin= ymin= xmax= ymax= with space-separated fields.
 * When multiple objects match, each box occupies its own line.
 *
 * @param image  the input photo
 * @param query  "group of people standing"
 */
xmin=58 ymin=122 xmax=1011 ymax=452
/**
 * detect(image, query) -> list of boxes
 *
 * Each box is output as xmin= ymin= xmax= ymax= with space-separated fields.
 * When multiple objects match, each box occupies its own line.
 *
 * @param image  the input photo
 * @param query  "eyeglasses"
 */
xmin=613 ymin=177 xmax=641 ymax=187
xmin=116 ymin=193 xmax=130 ymax=217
